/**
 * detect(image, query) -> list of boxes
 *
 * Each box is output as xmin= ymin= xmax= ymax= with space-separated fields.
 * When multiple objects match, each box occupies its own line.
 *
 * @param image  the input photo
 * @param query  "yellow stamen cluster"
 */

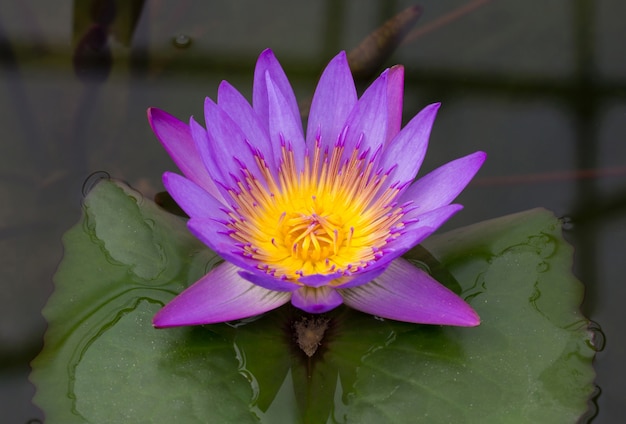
xmin=226 ymin=138 xmax=405 ymax=282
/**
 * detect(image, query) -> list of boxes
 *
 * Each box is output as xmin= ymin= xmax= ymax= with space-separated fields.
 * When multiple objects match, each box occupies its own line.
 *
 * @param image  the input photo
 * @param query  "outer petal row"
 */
xmin=147 ymin=108 xmax=222 ymax=201
xmin=399 ymin=151 xmax=487 ymax=214
xmin=382 ymin=203 xmax=465 ymax=262
xmin=153 ymin=256 xmax=479 ymax=327
xmin=163 ymin=172 xmax=225 ymax=218
xmin=341 ymin=257 xmax=480 ymax=326
xmin=187 ymin=217 xmax=261 ymax=276
xmin=153 ymin=262 xmax=291 ymax=328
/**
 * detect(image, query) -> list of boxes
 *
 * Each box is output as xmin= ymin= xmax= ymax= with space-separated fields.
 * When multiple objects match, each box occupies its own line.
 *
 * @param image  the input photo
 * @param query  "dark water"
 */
xmin=1 ymin=0 xmax=624 ymax=422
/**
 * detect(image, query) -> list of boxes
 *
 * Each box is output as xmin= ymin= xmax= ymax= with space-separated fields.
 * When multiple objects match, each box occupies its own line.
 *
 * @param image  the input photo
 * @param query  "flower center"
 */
xmin=280 ymin=211 xmax=343 ymax=263
xmin=226 ymin=136 xmax=405 ymax=282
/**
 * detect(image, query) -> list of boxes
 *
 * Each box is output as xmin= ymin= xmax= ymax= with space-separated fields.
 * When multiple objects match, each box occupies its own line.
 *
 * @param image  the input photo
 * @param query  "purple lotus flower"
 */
xmin=148 ymin=49 xmax=486 ymax=328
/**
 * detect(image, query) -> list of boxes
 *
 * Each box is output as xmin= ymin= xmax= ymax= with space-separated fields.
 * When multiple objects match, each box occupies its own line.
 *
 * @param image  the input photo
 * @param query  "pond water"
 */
xmin=1 ymin=1 xmax=624 ymax=422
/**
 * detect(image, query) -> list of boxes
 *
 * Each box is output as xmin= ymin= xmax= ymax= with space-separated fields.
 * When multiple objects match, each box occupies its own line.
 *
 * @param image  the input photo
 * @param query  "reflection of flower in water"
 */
xmin=148 ymin=49 xmax=486 ymax=328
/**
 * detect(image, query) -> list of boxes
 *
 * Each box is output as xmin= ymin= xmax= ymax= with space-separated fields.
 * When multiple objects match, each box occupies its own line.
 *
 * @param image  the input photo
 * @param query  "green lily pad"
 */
xmin=31 ymin=179 xmax=595 ymax=423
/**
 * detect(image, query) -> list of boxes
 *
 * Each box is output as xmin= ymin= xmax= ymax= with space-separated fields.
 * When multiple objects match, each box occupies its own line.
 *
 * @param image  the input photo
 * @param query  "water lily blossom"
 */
xmin=148 ymin=49 xmax=486 ymax=328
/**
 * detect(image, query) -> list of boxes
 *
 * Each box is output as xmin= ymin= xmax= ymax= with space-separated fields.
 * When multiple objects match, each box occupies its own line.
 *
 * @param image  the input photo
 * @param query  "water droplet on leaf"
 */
xmin=536 ymin=261 xmax=549 ymax=273
xmin=172 ymin=33 xmax=192 ymax=49
xmin=81 ymin=171 xmax=110 ymax=197
xmin=560 ymin=216 xmax=574 ymax=231
xmin=586 ymin=320 xmax=606 ymax=352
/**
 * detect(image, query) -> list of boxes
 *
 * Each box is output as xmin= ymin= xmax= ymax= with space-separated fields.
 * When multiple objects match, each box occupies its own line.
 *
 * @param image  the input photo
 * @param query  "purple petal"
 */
xmin=217 ymin=81 xmax=278 ymax=168
xmin=298 ymin=272 xmax=343 ymax=288
xmin=253 ymin=49 xmax=300 ymax=131
xmin=399 ymin=151 xmax=487 ymax=213
xmin=187 ymin=217 xmax=260 ymax=272
xmin=153 ymin=262 xmax=291 ymax=327
xmin=188 ymin=117 xmax=237 ymax=204
xmin=331 ymin=265 xmax=388 ymax=289
xmin=276 ymin=264 xmax=386 ymax=290
xmin=147 ymin=108 xmax=222 ymax=201
xmin=238 ymin=270 xmax=301 ymax=292
xmin=340 ymin=258 xmax=480 ymax=326
xmin=189 ymin=116 xmax=222 ymax=181
xmin=341 ymin=70 xmax=389 ymax=162
xmin=291 ymin=286 xmax=343 ymax=313
xmin=378 ymin=103 xmax=440 ymax=187
xmin=305 ymin=51 xmax=357 ymax=151
xmin=384 ymin=204 xmax=464 ymax=258
xmin=265 ymin=72 xmax=306 ymax=171
xmin=385 ymin=65 xmax=404 ymax=144
xmin=163 ymin=172 xmax=227 ymax=218
xmin=203 ymin=97 xmax=269 ymax=187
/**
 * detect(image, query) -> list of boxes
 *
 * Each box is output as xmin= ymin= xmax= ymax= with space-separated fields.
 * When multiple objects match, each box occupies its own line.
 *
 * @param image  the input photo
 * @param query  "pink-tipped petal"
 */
xmin=378 ymin=103 xmax=440 ymax=186
xmin=399 ymin=151 xmax=487 ymax=213
xmin=340 ymin=258 xmax=480 ymax=326
xmin=253 ymin=49 xmax=300 ymax=130
xmin=291 ymin=286 xmax=344 ymax=313
xmin=147 ymin=108 xmax=222 ymax=201
xmin=305 ymin=51 xmax=357 ymax=151
xmin=385 ymin=65 xmax=404 ymax=144
xmin=153 ymin=262 xmax=291 ymax=327
xmin=163 ymin=172 xmax=227 ymax=218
